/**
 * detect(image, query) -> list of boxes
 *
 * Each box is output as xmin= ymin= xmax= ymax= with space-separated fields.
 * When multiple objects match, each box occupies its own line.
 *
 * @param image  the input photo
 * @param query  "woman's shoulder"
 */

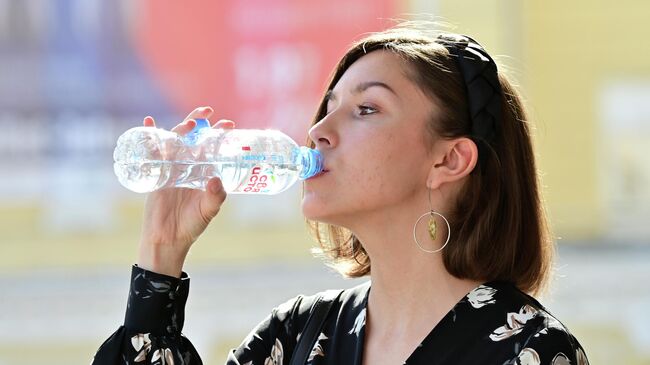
xmin=475 ymin=281 xmax=575 ymax=336
xmin=471 ymin=281 xmax=589 ymax=363
xmin=269 ymin=280 xmax=370 ymax=326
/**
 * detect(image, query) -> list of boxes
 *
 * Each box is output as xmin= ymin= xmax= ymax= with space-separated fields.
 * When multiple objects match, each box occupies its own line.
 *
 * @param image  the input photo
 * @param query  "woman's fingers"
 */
xmin=200 ymin=177 xmax=228 ymax=224
xmin=170 ymin=119 xmax=197 ymax=135
xmin=213 ymin=119 xmax=236 ymax=129
xmin=168 ymin=106 xmax=215 ymax=135
xmin=146 ymin=107 xmax=225 ymax=135
xmin=183 ymin=106 xmax=214 ymax=123
xmin=206 ymin=177 xmax=227 ymax=202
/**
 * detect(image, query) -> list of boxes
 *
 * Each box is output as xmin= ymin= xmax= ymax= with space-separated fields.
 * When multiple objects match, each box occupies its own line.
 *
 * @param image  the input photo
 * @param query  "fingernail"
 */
xmin=210 ymin=181 xmax=222 ymax=194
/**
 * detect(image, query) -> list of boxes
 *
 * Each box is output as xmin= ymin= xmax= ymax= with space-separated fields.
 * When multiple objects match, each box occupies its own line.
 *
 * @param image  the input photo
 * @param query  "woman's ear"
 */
xmin=427 ymin=137 xmax=478 ymax=190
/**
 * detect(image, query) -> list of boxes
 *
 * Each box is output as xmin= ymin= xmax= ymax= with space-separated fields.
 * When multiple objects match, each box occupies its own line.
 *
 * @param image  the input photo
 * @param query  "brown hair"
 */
xmin=305 ymin=23 xmax=553 ymax=296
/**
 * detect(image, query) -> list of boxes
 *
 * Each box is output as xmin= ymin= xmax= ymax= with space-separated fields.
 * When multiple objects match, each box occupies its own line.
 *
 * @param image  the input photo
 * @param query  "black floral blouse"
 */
xmin=92 ymin=265 xmax=589 ymax=365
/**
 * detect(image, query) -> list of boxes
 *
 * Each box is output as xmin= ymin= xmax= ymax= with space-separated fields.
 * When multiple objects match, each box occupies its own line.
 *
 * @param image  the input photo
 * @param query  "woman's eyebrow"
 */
xmin=354 ymin=80 xmax=398 ymax=98
xmin=325 ymin=80 xmax=400 ymax=102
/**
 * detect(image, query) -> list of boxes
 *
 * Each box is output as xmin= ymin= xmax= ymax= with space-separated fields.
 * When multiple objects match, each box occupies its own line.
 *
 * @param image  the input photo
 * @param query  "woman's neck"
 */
xmin=351 ymin=212 xmax=482 ymax=336
xmin=359 ymin=249 xmax=482 ymax=365
xmin=367 ymin=250 xmax=481 ymax=333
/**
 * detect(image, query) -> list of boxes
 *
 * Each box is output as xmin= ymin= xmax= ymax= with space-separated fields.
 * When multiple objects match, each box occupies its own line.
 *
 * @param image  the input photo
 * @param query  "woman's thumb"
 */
xmin=202 ymin=177 xmax=227 ymax=220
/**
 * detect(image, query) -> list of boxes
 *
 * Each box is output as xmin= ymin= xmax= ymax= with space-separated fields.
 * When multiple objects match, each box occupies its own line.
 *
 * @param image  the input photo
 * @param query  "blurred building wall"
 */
xmin=412 ymin=0 xmax=650 ymax=243
xmin=524 ymin=0 xmax=650 ymax=243
xmin=0 ymin=0 xmax=401 ymax=241
xmin=1 ymin=0 xmax=648 ymax=276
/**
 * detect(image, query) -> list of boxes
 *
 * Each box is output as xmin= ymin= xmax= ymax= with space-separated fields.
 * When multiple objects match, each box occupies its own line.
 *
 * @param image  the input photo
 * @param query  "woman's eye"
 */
xmin=358 ymin=105 xmax=378 ymax=116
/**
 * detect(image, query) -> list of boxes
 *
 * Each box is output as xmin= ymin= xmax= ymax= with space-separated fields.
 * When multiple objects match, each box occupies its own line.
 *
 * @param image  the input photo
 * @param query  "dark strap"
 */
xmin=290 ymin=289 xmax=342 ymax=365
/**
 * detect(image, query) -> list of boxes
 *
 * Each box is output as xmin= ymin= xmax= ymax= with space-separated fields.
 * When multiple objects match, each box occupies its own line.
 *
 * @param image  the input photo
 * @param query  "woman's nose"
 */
xmin=308 ymin=116 xmax=337 ymax=149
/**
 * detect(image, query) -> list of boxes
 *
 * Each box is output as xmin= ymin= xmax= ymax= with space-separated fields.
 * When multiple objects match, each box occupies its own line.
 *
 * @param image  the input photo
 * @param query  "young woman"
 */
xmin=93 ymin=23 xmax=589 ymax=365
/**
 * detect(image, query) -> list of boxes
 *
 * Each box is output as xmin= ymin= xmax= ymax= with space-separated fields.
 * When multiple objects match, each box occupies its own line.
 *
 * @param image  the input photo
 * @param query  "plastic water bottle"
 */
xmin=113 ymin=119 xmax=323 ymax=194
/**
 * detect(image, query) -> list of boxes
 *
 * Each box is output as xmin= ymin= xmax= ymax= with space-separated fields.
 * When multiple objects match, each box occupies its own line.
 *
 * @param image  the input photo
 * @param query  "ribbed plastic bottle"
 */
xmin=113 ymin=119 xmax=323 ymax=194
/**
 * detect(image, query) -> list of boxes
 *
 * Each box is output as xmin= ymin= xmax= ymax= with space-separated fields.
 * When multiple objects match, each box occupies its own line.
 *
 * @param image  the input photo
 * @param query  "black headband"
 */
xmin=436 ymin=33 xmax=502 ymax=157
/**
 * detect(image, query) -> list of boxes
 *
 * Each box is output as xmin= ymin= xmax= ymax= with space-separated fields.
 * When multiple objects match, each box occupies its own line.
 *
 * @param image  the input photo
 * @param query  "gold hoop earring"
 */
xmin=413 ymin=211 xmax=451 ymax=253
xmin=412 ymin=189 xmax=451 ymax=253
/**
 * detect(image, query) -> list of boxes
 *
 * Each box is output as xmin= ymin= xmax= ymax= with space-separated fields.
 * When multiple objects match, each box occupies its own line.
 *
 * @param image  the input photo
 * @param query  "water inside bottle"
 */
xmin=114 ymin=161 xmax=172 ymax=193
xmin=114 ymin=160 xmax=301 ymax=194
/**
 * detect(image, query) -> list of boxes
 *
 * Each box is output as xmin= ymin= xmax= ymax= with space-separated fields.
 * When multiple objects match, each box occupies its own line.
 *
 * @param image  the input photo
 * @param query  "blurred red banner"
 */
xmin=134 ymin=0 xmax=398 ymax=140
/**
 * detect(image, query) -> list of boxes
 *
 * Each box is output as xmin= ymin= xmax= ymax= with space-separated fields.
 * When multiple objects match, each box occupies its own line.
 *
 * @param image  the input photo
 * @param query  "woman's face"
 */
xmin=302 ymin=50 xmax=440 ymax=226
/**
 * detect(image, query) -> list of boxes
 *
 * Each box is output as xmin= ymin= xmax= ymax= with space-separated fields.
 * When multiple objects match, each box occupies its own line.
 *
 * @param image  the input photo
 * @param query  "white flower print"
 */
xmin=348 ymin=308 xmax=366 ymax=336
xmin=307 ymin=332 xmax=328 ymax=362
xmin=263 ymin=338 xmax=284 ymax=365
xmin=517 ymin=348 xmax=541 ymax=365
xmin=551 ymin=352 xmax=571 ymax=365
xmin=152 ymin=348 xmax=174 ymax=365
xmin=467 ymin=285 xmax=497 ymax=309
xmin=489 ymin=304 xmax=538 ymax=341
xmin=131 ymin=333 xmax=152 ymax=362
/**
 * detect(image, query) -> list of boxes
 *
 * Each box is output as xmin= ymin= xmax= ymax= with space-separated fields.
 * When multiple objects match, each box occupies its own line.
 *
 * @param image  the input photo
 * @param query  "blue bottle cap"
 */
xmin=298 ymin=146 xmax=323 ymax=179
xmin=183 ymin=118 xmax=211 ymax=145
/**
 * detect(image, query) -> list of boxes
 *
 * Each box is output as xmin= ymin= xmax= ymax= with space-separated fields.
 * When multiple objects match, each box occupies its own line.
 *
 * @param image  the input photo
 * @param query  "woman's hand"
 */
xmin=137 ymin=106 xmax=236 ymax=277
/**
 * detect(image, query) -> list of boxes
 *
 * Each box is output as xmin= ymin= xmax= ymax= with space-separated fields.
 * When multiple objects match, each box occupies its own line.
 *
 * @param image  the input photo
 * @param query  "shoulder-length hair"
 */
xmin=305 ymin=23 xmax=553 ymax=296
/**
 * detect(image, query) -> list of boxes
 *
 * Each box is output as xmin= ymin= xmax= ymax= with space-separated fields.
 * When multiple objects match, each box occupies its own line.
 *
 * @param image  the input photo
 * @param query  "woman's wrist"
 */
xmin=137 ymin=240 xmax=189 ymax=278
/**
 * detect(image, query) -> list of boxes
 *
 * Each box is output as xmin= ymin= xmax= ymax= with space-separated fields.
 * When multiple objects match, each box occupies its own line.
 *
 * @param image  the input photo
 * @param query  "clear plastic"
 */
xmin=113 ymin=120 xmax=323 ymax=194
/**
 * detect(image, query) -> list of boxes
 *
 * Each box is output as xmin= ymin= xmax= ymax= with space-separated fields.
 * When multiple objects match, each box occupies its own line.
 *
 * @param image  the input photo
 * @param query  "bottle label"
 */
xmin=243 ymin=165 xmax=275 ymax=193
xmin=242 ymin=154 xmax=266 ymax=161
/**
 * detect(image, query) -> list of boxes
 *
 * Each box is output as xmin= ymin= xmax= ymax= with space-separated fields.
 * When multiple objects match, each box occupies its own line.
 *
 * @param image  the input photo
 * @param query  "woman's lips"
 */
xmin=308 ymin=169 xmax=329 ymax=179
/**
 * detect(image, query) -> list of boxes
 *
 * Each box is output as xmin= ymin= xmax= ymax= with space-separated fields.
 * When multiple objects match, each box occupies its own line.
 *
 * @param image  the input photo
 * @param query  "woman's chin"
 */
xmin=301 ymin=204 xmax=327 ymax=222
xmin=301 ymin=192 xmax=353 ymax=226
xmin=301 ymin=199 xmax=335 ymax=224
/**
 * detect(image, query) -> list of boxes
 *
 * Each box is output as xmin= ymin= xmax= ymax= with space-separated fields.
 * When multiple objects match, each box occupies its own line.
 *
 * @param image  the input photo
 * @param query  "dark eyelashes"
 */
xmin=324 ymin=105 xmax=378 ymax=116
xmin=358 ymin=105 xmax=377 ymax=115
xmin=323 ymin=91 xmax=334 ymax=107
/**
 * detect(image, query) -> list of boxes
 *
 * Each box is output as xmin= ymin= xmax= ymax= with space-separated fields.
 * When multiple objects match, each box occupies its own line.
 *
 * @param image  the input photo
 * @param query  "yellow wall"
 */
xmin=409 ymin=0 xmax=650 ymax=241
xmin=523 ymin=1 xmax=650 ymax=239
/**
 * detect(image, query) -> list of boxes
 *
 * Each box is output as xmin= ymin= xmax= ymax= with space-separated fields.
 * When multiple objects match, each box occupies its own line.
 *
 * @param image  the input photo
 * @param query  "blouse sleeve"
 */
xmin=91 ymin=265 xmax=200 ymax=364
xmin=91 ymin=265 xmax=313 ymax=365
xmin=515 ymin=326 xmax=590 ymax=365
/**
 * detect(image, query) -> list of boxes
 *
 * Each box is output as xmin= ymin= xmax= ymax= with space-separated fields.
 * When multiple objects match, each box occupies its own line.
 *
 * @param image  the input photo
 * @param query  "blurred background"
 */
xmin=0 ymin=0 xmax=648 ymax=364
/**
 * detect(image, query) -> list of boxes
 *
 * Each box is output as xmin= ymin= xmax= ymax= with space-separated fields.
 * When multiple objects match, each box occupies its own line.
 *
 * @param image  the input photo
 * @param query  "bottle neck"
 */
xmin=297 ymin=146 xmax=323 ymax=179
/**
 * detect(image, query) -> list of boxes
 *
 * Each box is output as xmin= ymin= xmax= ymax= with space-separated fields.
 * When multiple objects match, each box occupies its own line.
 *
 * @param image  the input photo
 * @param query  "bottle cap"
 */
xmin=184 ymin=118 xmax=211 ymax=145
xmin=297 ymin=146 xmax=323 ymax=179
